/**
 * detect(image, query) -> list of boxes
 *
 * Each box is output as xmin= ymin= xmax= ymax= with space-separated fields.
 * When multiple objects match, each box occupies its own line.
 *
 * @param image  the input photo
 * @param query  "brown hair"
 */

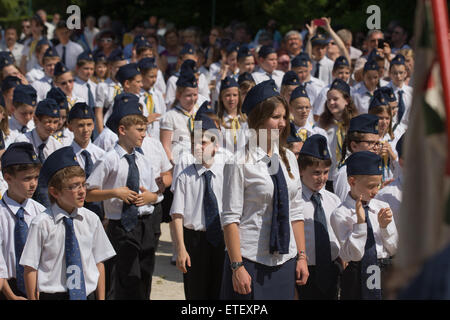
xmin=217 ymin=87 xmax=247 ymax=128
xmin=118 ymin=114 xmax=148 ymax=130
xmin=318 ymin=89 xmax=358 ymax=131
xmin=368 ymin=104 xmax=394 ymax=140
xmin=2 ymin=163 xmax=41 ymax=177
xmin=76 ymin=59 xmax=95 ymax=68
xmin=0 ymin=105 xmax=10 ymax=137
xmin=247 ymin=95 xmax=294 ymax=179
xmin=43 ymin=55 xmax=60 ymax=65
xmin=297 ymin=154 xmax=332 ymax=171
xmin=341 ymin=131 xmax=367 ymax=160
xmin=48 ymin=166 xmax=85 ymax=203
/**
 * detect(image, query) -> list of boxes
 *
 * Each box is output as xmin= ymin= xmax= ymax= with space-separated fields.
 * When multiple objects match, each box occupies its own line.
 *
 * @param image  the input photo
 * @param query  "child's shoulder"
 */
xmin=322 ymin=189 xmax=342 ymax=205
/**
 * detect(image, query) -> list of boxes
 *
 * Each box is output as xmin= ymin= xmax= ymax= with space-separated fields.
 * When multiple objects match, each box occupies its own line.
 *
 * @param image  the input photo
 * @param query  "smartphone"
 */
xmin=378 ymin=39 xmax=386 ymax=49
xmin=313 ymin=19 xmax=326 ymax=27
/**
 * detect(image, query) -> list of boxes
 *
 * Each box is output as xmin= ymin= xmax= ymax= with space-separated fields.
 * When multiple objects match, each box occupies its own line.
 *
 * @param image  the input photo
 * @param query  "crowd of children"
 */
xmin=0 ymin=13 xmax=412 ymax=300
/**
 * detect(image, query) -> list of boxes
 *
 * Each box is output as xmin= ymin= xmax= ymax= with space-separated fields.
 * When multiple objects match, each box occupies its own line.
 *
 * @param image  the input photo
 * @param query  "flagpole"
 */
xmin=431 ymin=0 xmax=450 ymax=173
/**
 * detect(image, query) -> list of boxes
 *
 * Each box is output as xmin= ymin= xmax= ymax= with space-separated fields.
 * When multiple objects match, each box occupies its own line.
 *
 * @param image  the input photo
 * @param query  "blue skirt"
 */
xmin=220 ymin=254 xmax=296 ymax=300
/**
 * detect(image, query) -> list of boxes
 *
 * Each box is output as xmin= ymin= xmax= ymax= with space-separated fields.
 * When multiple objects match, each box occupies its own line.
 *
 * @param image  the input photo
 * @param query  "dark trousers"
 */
xmin=105 ymin=213 xmax=157 ymax=300
xmin=39 ymin=291 xmax=96 ymax=300
xmin=0 ymin=278 xmax=25 ymax=300
xmin=296 ymin=262 xmax=341 ymax=300
xmin=340 ymin=259 xmax=392 ymax=300
xmin=183 ymin=227 xmax=225 ymax=300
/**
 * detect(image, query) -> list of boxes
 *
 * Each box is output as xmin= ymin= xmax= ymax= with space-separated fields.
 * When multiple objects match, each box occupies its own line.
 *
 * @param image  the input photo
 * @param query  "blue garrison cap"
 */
xmin=107 ymin=48 xmax=125 ymax=62
xmin=133 ymin=34 xmax=146 ymax=45
xmin=40 ymin=146 xmax=80 ymax=185
xmin=137 ymin=57 xmax=157 ymax=70
xmin=1 ymin=76 xmax=21 ymax=91
xmin=346 ymin=151 xmax=383 ymax=176
xmin=364 ymin=59 xmax=380 ymax=72
xmin=0 ymin=51 xmax=14 ymax=69
xmin=93 ymin=51 xmax=107 ymax=64
xmin=46 ymin=87 xmax=68 ymax=110
xmin=369 ymin=91 xmax=388 ymax=110
xmin=13 ymin=84 xmax=37 ymax=106
xmin=242 ymin=79 xmax=279 ymax=115
xmin=282 ymin=70 xmax=300 ymax=86
xmin=180 ymin=43 xmax=196 ymax=56
xmin=68 ymin=102 xmax=94 ymax=122
xmin=1 ymin=142 xmax=40 ymax=168
xmin=334 ymin=56 xmax=350 ymax=68
xmin=367 ymin=49 xmax=384 ymax=62
xmin=176 ymin=69 xmax=198 ymax=88
xmin=226 ymin=43 xmax=240 ymax=54
xmin=287 ymin=122 xmax=303 ymax=144
xmin=377 ymin=87 xmax=397 ymax=103
xmin=195 ymin=100 xmax=215 ymax=119
xmin=291 ymin=53 xmax=310 ymax=68
xmin=349 ymin=114 xmax=379 ymax=134
xmin=112 ymin=92 xmax=140 ymax=111
xmin=238 ymin=72 xmax=255 ymax=85
xmin=43 ymin=46 xmax=59 ymax=58
xmin=329 ymin=78 xmax=351 ymax=96
xmin=136 ymin=39 xmax=152 ymax=51
xmin=220 ymin=76 xmax=239 ymax=92
xmin=53 ymin=62 xmax=69 ymax=77
xmin=77 ymin=50 xmax=94 ymax=62
xmin=290 ymin=85 xmax=309 ymax=102
xmin=391 ymin=54 xmax=406 ymax=66
xmin=0 ymin=93 xmax=4 ymax=107
xmin=237 ymin=46 xmax=252 ymax=59
xmin=194 ymin=113 xmax=218 ymax=131
xmin=258 ymin=45 xmax=276 ymax=58
xmin=35 ymin=98 xmax=60 ymax=118
xmin=300 ymin=134 xmax=330 ymax=160
xmin=396 ymin=133 xmax=405 ymax=158
xmin=106 ymin=94 xmax=143 ymax=134
xmin=311 ymin=33 xmax=330 ymax=46
xmin=116 ymin=63 xmax=140 ymax=83
xmin=180 ymin=59 xmax=198 ymax=73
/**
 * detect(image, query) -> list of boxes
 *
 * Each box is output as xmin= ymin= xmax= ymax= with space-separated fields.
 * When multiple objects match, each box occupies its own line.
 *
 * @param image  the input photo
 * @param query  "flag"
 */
xmin=385 ymin=0 xmax=450 ymax=299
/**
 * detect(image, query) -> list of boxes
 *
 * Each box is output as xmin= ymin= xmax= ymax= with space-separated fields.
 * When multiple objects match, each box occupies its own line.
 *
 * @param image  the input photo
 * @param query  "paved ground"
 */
xmin=150 ymin=222 xmax=185 ymax=300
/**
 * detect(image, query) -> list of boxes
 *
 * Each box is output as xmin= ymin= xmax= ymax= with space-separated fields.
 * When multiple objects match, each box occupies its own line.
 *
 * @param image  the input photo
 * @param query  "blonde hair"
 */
xmin=48 ymin=166 xmax=85 ymax=203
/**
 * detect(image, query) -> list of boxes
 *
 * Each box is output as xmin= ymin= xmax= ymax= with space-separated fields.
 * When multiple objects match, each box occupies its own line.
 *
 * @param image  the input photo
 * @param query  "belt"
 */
xmin=348 ymin=257 xmax=392 ymax=267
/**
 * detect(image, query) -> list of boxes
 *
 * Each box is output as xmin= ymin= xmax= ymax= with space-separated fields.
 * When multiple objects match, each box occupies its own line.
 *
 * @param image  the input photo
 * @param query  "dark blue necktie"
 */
xmin=38 ymin=143 xmax=46 ymax=163
xmin=266 ymin=72 xmax=273 ymax=80
xmin=14 ymin=207 xmax=27 ymax=295
xmin=314 ymin=62 xmax=321 ymax=78
xmin=20 ymin=126 xmax=27 ymax=133
xmin=86 ymin=83 xmax=95 ymax=108
xmin=81 ymin=150 xmax=94 ymax=178
xmin=361 ymin=206 xmax=382 ymax=300
xmin=62 ymin=46 xmax=67 ymax=66
xmin=121 ymin=153 xmax=140 ymax=232
xmin=202 ymin=170 xmax=223 ymax=247
xmin=63 ymin=217 xmax=87 ymax=300
xmin=311 ymin=192 xmax=334 ymax=293
xmin=397 ymin=90 xmax=405 ymax=123
xmin=267 ymin=155 xmax=290 ymax=254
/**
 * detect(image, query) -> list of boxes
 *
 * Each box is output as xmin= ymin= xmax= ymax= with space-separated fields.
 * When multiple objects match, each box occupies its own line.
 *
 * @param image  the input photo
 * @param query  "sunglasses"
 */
xmin=59 ymin=79 xmax=74 ymax=86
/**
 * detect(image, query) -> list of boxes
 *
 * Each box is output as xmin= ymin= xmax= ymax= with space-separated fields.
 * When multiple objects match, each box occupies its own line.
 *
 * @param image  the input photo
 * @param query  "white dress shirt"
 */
xmin=171 ymin=162 xmax=224 ymax=231
xmin=0 ymin=42 xmax=24 ymax=68
xmin=26 ymin=65 xmax=45 ymax=84
xmin=93 ymin=126 xmax=117 ymax=152
xmin=353 ymin=83 xmax=375 ymax=114
xmin=95 ymin=79 xmax=122 ymax=124
xmin=387 ymin=81 xmax=413 ymax=128
xmin=13 ymin=129 xmax=63 ymax=161
xmin=375 ymin=175 xmax=403 ymax=223
xmin=0 ymin=192 xmax=45 ymax=279
xmin=20 ymin=203 xmax=116 ymax=295
xmin=312 ymin=56 xmax=334 ymax=86
xmin=221 ymin=147 xmax=304 ymax=266
xmin=330 ymin=194 xmax=398 ymax=262
xmin=165 ymin=73 xmax=210 ymax=108
xmin=8 ymin=116 xmax=34 ymax=134
xmin=71 ymin=140 xmax=105 ymax=170
xmin=55 ymin=40 xmax=84 ymax=71
xmin=302 ymin=184 xmax=341 ymax=265
xmin=32 ymin=75 xmax=53 ymax=102
xmin=333 ymin=164 xmax=350 ymax=202
xmin=85 ymin=143 xmax=159 ymax=220
xmin=139 ymin=87 xmax=166 ymax=139
xmin=251 ymin=67 xmax=285 ymax=90
xmin=72 ymin=77 xmax=98 ymax=106
xmin=293 ymin=121 xmax=328 ymax=141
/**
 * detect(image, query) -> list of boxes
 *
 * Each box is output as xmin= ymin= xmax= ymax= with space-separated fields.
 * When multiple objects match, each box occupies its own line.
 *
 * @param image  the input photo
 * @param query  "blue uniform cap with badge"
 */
xmin=220 ymin=76 xmax=239 ymax=92
xmin=77 ymin=50 xmax=94 ymax=63
xmin=258 ymin=45 xmax=276 ymax=59
xmin=116 ymin=63 xmax=140 ymax=84
xmin=369 ymin=92 xmax=388 ymax=110
xmin=137 ymin=57 xmax=157 ymax=71
xmin=291 ymin=53 xmax=310 ymax=68
xmin=1 ymin=142 xmax=40 ymax=169
xmin=1 ymin=76 xmax=21 ymax=91
xmin=367 ymin=49 xmax=384 ymax=62
xmin=107 ymin=48 xmax=125 ymax=62
xmin=226 ymin=43 xmax=240 ymax=54
xmin=346 ymin=151 xmax=383 ymax=176
xmin=299 ymin=134 xmax=330 ymax=160
xmin=40 ymin=146 xmax=81 ymax=186
xmin=329 ymin=78 xmax=351 ymax=96
xmin=13 ymin=84 xmax=37 ymax=106
xmin=46 ymin=87 xmax=68 ymax=110
xmin=237 ymin=46 xmax=252 ymax=60
xmin=242 ymin=79 xmax=279 ymax=115
xmin=290 ymin=85 xmax=309 ymax=103
xmin=133 ymin=34 xmax=146 ymax=45
xmin=106 ymin=94 xmax=143 ymax=134
xmin=194 ymin=113 xmax=218 ymax=131
xmin=311 ymin=33 xmax=330 ymax=47
xmin=176 ymin=69 xmax=198 ymax=88
xmin=35 ymin=98 xmax=60 ymax=118
xmin=333 ymin=56 xmax=350 ymax=69
xmin=180 ymin=59 xmax=198 ymax=73
xmin=135 ymin=39 xmax=152 ymax=51
xmin=377 ymin=87 xmax=397 ymax=103
xmin=53 ymin=62 xmax=69 ymax=77
xmin=287 ymin=122 xmax=303 ymax=144
xmin=282 ymin=70 xmax=300 ymax=86
xmin=195 ymin=100 xmax=215 ymax=119
xmin=180 ymin=43 xmax=196 ymax=56
xmin=391 ymin=54 xmax=406 ymax=66
xmin=364 ymin=59 xmax=380 ymax=72
xmin=43 ymin=46 xmax=59 ymax=58
xmin=68 ymin=102 xmax=95 ymax=122
xmin=93 ymin=52 xmax=107 ymax=64
xmin=0 ymin=51 xmax=15 ymax=69
xmin=238 ymin=72 xmax=255 ymax=85
xmin=349 ymin=114 xmax=379 ymax=134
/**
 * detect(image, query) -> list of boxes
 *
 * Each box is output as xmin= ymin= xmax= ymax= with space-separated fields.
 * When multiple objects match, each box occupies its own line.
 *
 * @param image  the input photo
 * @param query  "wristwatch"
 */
xmin=230 ymin=261 xmax=244 ymax=271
